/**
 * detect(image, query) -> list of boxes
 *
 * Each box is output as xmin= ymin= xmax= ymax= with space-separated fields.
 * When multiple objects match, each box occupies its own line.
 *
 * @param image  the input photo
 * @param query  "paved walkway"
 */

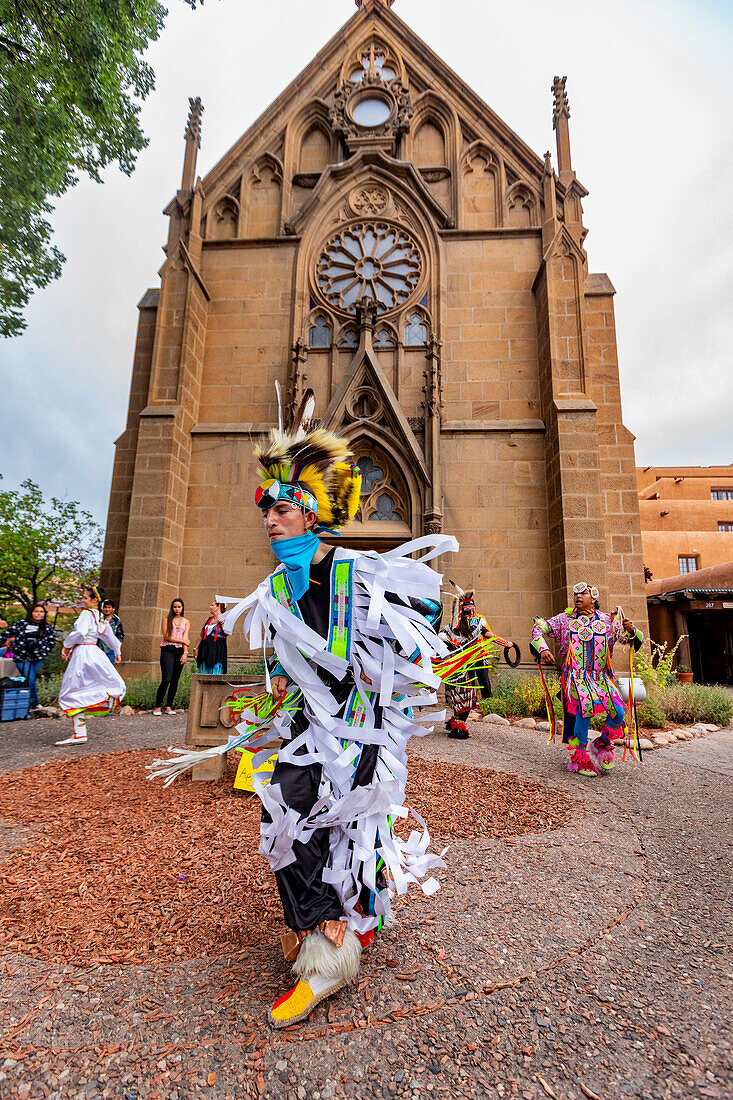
xmin=0 ymin=714 xmax=731 ymax=1100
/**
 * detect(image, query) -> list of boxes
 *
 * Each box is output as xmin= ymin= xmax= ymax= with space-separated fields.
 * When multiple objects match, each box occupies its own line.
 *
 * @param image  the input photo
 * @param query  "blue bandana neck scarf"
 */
xmin=270 ymin=531 xmax=320 ymax=600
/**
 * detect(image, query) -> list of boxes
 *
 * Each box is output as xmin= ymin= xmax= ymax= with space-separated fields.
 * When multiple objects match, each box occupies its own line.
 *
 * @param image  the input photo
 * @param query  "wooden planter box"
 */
xmin=186 ymin=672 xmax=263 ymax=781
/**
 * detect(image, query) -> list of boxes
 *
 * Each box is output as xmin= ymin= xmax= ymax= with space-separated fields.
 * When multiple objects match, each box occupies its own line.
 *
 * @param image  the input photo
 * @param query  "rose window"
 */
xmin=317 ymin=222 xmax=422 ymax=315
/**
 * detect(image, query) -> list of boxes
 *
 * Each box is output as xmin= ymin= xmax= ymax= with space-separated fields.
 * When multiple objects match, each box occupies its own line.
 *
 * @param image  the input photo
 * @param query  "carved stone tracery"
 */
xmin=329 ymin=70 xmax=413 ymax=154
xmin=348 ymin=184 xmax=391 ymax=216
xmin=316 ymin=221 xmax=422 ymax=317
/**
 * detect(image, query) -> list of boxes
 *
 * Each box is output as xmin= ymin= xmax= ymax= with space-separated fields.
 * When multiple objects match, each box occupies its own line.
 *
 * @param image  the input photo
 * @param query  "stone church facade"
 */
xmin=101 ymin=0 xmax=647 ymax=674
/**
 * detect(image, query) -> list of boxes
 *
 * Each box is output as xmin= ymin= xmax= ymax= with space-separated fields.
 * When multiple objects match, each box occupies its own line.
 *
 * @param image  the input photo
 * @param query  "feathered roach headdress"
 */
xmin=253 ymin=385 xmax=362 ymax=531
xmin=444 ymin=579 xmax=476 ymax=630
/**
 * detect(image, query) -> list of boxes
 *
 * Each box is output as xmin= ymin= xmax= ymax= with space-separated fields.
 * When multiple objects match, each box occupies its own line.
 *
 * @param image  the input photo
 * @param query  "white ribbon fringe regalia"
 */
xmin=149 ymin=534 xmax=457 ymax=934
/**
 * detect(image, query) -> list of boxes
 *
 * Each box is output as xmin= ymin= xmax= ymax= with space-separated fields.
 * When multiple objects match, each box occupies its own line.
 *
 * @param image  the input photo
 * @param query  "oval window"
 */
xmin=352 ymin=97 xmax=391 ymax=128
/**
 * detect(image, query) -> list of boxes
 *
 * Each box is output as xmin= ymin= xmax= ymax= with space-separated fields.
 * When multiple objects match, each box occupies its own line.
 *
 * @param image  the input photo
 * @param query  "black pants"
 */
xmin=156 ymin=645 xmax=184 ymax=708
xmin=265 ymin=696 xmax=383 ymax=932
xmin=475 ymin=664 xmax=492 ymax=699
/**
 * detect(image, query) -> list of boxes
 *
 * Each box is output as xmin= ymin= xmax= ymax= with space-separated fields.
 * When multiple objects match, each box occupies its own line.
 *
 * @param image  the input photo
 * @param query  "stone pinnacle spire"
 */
xmin=355 ymin=0 xmax=396 ymax=11
xmin=551 ymin=76 xmax=572 ymax=177
xmin=181 ymin=96 xmax=204 ymax=190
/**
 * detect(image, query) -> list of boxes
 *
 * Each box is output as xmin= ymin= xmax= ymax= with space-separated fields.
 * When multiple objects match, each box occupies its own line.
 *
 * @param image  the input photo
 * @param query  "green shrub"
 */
xmin=33 ymin=660 xmax=267 ymax=711
xmin=122 ymin=661 xmax=266 ymax=710
xmin=635 ymin=638 xmax=685 ymax=690
xmin=485 ymin=671 xmax=560 ymax=719
xmin=123 ymin=664 xmax=196 ymax=709
xmin=637 ymin=695 xmax=666 ymax=729
xmin=655 ymin=683 xmax=733 ymax=727
xmin=36 ymin=672 xmax=64 ymax=707
xmin=479 ymin=697 xmax=507 ymax=718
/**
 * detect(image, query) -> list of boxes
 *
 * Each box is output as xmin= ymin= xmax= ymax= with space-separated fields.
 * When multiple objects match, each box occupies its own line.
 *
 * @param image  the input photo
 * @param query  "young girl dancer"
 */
xmin=57 ymin=585 xmax=126 ymax=745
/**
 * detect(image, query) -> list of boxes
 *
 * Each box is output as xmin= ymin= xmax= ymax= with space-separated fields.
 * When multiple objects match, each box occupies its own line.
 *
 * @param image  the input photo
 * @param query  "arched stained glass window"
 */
xmin=308 ymin=314 xmax=332 ymax=348
xmin=354 ymin=449 xmax=409 ymax=525
xmin=404 ymin=312 xmax=429 ymax=346
xmin=339 ymin=327 xmax=359 ymax=349
xmin=358 ymin=455 xmax=385 ymax=493
xmin=374 ymin=328 xmax=396 ymax=348
xmin=372 ymin=493 xmax=400 ymax=522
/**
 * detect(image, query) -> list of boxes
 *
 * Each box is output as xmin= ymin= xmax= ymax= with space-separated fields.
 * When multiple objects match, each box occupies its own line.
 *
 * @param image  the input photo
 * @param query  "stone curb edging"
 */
xmin=476 ymin=713 xmax=726 ymax=752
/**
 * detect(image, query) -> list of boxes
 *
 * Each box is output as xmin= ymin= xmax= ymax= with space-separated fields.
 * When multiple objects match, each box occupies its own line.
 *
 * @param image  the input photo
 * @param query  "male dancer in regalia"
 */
xmin=530 ymin=582 xmax=643 ymax=776
xmin=197 ymin=394 xmax=454 ymax=1026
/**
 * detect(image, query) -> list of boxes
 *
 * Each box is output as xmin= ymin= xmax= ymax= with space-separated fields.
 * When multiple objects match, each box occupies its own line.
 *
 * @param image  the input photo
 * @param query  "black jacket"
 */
xmin=0 ymin=619 xmax=57 ymax=662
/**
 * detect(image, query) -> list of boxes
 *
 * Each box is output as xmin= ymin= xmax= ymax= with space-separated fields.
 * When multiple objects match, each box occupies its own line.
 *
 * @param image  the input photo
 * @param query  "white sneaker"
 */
xmin=55 ymin=733 xmax=88 ymax=746
xmin=153 ymin=708 xmax=162 ymax=716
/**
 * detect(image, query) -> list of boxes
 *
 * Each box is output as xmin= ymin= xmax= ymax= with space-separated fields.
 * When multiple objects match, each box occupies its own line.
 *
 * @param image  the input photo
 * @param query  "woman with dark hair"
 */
xmin=154 ymin=598 xmax=190 ymax=715
xmin=57 ymin=584 xmax=126 ymax=745
xmin=193 ymin=600 xmax=228 ymax=675
xmin=0 ymin=604 xmax=57 ymax=713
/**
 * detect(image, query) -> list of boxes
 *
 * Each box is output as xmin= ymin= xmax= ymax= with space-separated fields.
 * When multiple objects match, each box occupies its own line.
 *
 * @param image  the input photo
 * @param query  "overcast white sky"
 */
xmin=1 ymin=0 xmax=731 ymax=525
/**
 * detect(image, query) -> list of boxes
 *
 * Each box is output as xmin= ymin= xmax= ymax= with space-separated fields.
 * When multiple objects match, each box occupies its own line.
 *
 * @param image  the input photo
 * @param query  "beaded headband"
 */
xmin=254 ymin=478 xmax=318 ymax=516
xmin=573 ymin=581 xmax=599 ymax=600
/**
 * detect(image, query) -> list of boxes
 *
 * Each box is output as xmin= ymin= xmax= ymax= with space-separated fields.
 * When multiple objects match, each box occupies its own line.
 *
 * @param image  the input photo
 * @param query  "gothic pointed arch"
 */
xmin=460 ymin=141 xmax=503 ymax=229
xmin=505 ymin=180 xmax=540 ymax=228
xmin=282 ymin=101 xmax=340 ymax=219
xmin=207 ymin=194 xmax=240 ymax=240
xmin=405 ymin=91 xmax=460 ymax=221
xmin=336 ymin=427 xmax=422 ymax=546
xmin=291 ymin=155 xmax=444 ymax=334
xmin=242 ymin=153 xmax=283 ymax=237
xmin=373 ymin=319 xmax=398 ymax=348
xmin=401 ymin=304 xmax=431 ymax=347
xmin=336 ymin=320 xmax=360 ymax=349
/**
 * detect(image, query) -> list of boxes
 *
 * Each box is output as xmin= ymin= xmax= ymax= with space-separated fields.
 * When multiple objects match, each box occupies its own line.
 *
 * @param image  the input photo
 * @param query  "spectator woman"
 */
xmin=154 ymin=598 xmax=190 ymax=715
xmin=0 ymin=604 xmax=57 ymax=712
xmin=193 ymin=600 xmax=228 ymax=675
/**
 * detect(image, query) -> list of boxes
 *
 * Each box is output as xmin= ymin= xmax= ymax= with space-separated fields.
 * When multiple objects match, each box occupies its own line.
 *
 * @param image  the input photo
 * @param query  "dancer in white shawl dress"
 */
xmin=150 ymin=392 xmax=459 ymax=1027
xmin=57 ymin=585 xmax=126 ymax=745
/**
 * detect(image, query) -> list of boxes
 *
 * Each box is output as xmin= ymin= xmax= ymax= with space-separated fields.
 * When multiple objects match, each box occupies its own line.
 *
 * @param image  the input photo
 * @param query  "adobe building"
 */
xmin=101 ymin=0 xmax=648 ymax=675
xmin=646 ymin=562 xmax=733 ymax=684
xmin=638 ymin=464 xmax=733 ymax=581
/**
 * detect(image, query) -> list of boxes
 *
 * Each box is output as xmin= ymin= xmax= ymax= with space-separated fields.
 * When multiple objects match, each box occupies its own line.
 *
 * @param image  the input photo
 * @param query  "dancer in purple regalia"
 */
xmin=530 ymin=582 xmax=643 ymax=776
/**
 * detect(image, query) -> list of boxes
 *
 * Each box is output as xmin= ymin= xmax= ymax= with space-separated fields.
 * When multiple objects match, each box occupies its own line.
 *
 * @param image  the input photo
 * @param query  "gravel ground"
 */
xmin=0 ymin=713 xmax=731 ymax=1100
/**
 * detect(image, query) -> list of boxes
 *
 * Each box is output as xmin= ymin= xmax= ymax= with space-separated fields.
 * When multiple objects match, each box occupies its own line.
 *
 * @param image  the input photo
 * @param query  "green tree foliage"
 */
xmin=0 ymin=477 xmax=103 ymax=610
xmin=0 ymin=0 xmax=202 ymax=337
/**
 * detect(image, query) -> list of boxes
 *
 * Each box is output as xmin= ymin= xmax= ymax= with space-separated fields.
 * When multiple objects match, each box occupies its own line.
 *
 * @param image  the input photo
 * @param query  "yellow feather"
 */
xmin=345 ymin=469 xmax=362 ymax=521
xmin=331 ymin=463 xmax=362 ymax=527
xmin=252 ymin=408 xmax=360 ymax=528
xmin=297 ymin=463 xmax=334 ymax=524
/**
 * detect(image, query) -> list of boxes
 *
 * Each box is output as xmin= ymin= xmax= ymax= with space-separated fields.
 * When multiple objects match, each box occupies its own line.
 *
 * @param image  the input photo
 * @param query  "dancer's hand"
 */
xmin=61 ymin=646 xmax=72 ymax=662
xmin=622 ymin=617 xmax=634 ymax=633
xmin=540 ymin=649 xmax=555 ymax=666
xmin=114 ymin=654 xmax=121 ymax=665
xmin=271 ymin=675 xmax=288 ymax=701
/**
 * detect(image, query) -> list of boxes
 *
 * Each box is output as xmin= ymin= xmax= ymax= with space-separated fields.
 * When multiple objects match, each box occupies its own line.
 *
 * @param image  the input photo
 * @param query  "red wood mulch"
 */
xmin=0 ymin=751 xmax=572 ymax=967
